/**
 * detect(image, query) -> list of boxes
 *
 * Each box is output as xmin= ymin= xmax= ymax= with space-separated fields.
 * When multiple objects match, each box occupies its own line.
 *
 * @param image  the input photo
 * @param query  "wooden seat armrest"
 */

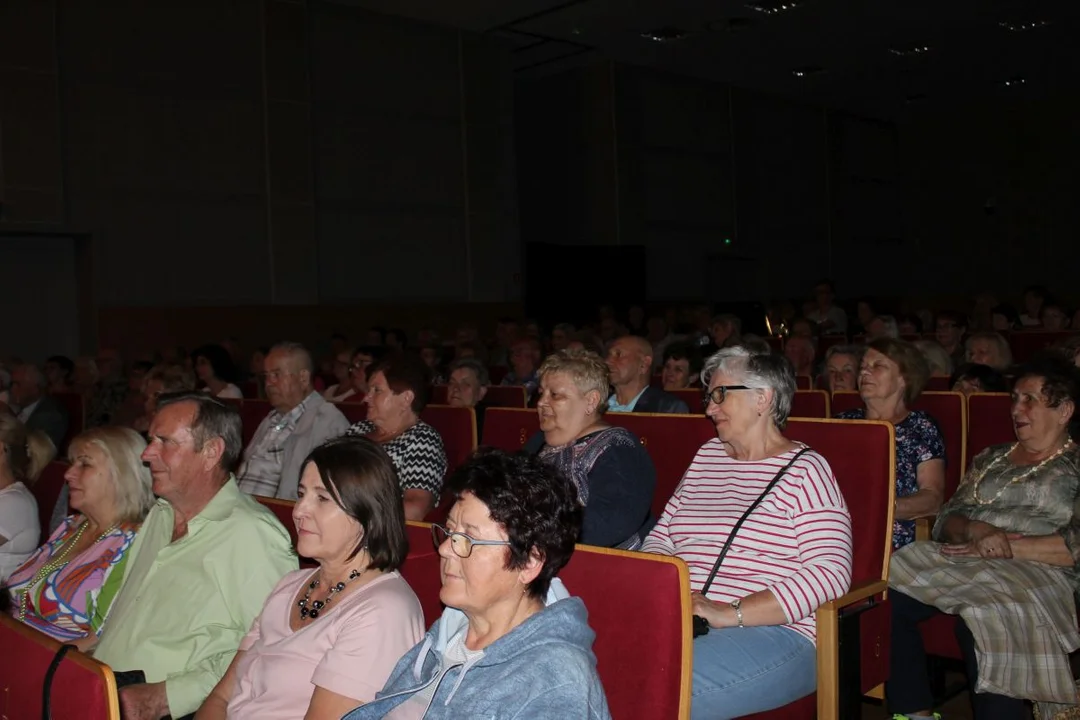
xmin=916 ymin=517 xmax=932 ymax=542
xmin=818 ymin=579 xmax=889 ymax=615
xmin=815 ymin=578 xmax=888 ymax=719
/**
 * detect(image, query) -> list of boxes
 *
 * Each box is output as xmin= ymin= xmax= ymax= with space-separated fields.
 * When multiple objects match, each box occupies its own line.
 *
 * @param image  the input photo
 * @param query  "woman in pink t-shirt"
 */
xmin=196 ymin=436 xmax=425 ymax=720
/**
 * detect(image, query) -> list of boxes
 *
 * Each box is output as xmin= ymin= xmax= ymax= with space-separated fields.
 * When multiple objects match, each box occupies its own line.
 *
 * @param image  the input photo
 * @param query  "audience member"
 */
xmin=1041 ymin=301 xmax=1070 ymax=332
xmin=789 ymin=316 xmax=817 ymax=340
xmin=783 ymin=335 xmax=816 ymax=379
xmin=134 ymin=364 xmax=196 ymax=434
xmin=446 ymin=357 xmax=490 ymax=438
xmin=1019 ymin=284 xmax=1048 ymax=327
xmin=964 ymin=331 xmax=1013 ymax=371
xmin=526 ymin=350 xmax=656 ymax=548
xmin=661 ymin=342 xmax=702 ymax=391
xmin=197 ymin=437 xmax=424 ymax=719
xmin=385 ymin=328 xmax=408 ymax=351
xmin=551 ymin=323 xmax=576 ymax=352
xmin=343 ymin=450 xmax=609 ymax=719
xmin=642 ymin=347 xmax=852 ymax=718
xmin=951 ymin=363 xmax=1009 ymax=396
xmin=0 ymin=413 xmax=51 ymax=581
xmin=10 ymin=363 xmax=68 ymax=450
xmin=806 ymin=279 xmax=848 ymax=334
xmin=43 ymin=355 xmax=75 ymax=394
xmin=913 ymin=340 xmax=953 ymax=378
xmin=87 ymin=349 xmax=129 ymax=427
xmin=897 ymin=314 xmax=923 ymax=335
xmin=991 ymin=304 xmax=1021 ymax=332
xmin=888 ymin=355 xmax=1080 ymax=720
xmin=837 ymin=338 xmax=945 ymax=549
xmin=322 ymin=349 xmax=357 ymax=403
xmin=345 ymin=354 xmax=447 ymax=521
xmin=237 ymin=343 xmax=349 ymax=500
xmin=191 ymin=344 xmax=243 ymax=399
xmin=419 ymin=343 xmax=446 ymax=384
xmin=824 ymin=344 xmax=864 ymax=394
xmin=606 ymin=336 xmax=689 ymax=414
xmin=867 ymin=314 xmax=900 ymax=341
xmin=248 ymin=347 xmax=268 ymax=380
xmin=1054 ymin=335 xmax=1080 ymax=368
xmin=855 ymin=298 xmax=877 ymax=335
xmin=5 ymin=427 xmax=152 ymax=644
xmin=708 ymin=314 xmax=742 ymax=349
xmin=500 ymin=337 xmax=542 ymax=402
xmin=91 ymin=392 xmax=297 ymax=720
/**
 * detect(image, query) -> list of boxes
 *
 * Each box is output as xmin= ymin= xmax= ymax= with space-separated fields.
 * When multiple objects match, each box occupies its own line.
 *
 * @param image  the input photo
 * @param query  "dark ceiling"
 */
xmin=341 ymin=0 xmax=1079 ymax=117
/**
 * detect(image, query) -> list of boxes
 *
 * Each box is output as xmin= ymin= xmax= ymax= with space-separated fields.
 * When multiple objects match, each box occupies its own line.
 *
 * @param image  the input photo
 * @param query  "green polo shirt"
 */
xmin=93 ymin=477 xmax=297 ymax=716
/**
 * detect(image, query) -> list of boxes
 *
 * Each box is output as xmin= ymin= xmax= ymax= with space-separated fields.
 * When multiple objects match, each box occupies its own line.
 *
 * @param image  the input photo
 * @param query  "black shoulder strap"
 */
xmin=43 ymin=644 xmax=77 ymax=720
xmin=699 ymin=447 xmax=810 ymax=597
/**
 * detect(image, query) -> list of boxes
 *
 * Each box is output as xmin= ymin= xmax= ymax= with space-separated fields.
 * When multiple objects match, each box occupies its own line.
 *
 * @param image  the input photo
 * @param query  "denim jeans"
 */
xmin=691 ymin=625 xmax=817 ymax=719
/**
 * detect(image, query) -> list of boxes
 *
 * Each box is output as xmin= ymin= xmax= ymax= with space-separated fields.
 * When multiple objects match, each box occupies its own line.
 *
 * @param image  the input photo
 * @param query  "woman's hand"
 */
xmin=690 ymin=592 xmax=730 ymax=629
xmin=940 ymin=527 xmax=1013 ymax=559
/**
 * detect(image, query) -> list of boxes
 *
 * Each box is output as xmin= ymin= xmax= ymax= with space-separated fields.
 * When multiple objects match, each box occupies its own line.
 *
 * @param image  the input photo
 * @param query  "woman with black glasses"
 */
xmin=343 ymin=449 xmax=611 ymax=720
xmin=641 ymin=347 xmax=853 ymax=719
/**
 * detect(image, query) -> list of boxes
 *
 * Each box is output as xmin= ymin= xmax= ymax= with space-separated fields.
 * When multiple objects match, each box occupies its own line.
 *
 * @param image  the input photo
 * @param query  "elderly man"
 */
xmin=606 ymin=336 xmax=689 ymax=414
xmin=446 ymin=357 xmax=490 ymax=438
xmin=237 ymin=342 xmax=348 ymax=500
xmin=500 ymin=337 xmax=541 ymax=401
xmin=10 ymin=363 xmax=68 ymax=449
xmin=91 ymin=392 xmax=296 ymax=720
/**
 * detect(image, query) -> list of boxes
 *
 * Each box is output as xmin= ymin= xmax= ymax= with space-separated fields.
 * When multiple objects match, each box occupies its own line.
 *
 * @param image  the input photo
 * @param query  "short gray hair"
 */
xmin=538 ymin=349 xmax=611 ymax=415
xmin=825 ymin=344 xmax=865 ymax=364
xmin=156 ymin=391 xmax=243 ymax=471
xmin=701 ymin=346 xmax=796 ymax=429
xmin=448 ymin=357 xmax=490 ymax=386
xmin=270 ymin=341 xmax=314 ymax=376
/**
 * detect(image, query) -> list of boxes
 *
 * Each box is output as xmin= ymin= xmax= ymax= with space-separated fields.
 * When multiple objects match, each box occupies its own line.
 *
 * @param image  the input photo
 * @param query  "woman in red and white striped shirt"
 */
xmin=641 ymin=346 xmax=853 ymax=719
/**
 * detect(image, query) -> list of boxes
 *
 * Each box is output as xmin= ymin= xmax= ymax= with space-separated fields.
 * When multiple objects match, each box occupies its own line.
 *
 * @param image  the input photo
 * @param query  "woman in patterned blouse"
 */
xmin=345 ymin=353 xmax=447 ymax=521
xmin=4 ymin=426 xmax=153 ymax=647
xmin=836 ymin=337 xmax=946 ymax=549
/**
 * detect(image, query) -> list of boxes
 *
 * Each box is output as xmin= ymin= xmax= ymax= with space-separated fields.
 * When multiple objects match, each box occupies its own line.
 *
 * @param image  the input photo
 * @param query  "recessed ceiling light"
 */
xmin=889 ymin=44 xmax=931 ymax=57
xmin=999 ymin=20 xmax=1050 ymax=32
xmin=746 ymin=1 xmax=800 ymax=16
xmin=1002 ymin=76 xmax=1026 ymax=87
xmin=792 ymin=65 xmax=824 ymax=78
xmin=641 ymin=26 xmax=688 ymax=42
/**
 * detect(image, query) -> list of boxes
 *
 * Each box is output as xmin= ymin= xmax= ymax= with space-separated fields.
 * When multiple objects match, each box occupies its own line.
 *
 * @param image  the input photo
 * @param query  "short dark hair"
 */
xmin=662 ymin=342 xmax=703 ymax=376
xmin=936 ymin=310 xmax=967 ymax=329
xmin=1015 ymin=353 xmax=1080 ymax=414
xmin=45 ymin=355 xmax=74 ymax=381
xmin=369 ymin=352 xmax=431 ymax=413
xmin=447 ymin=449 xmax=582 ymax=599
xmin=386 ymin=328 xmax=408 ymax=347
xmin=156 ymin=391 xmax=243 ymax=471
xmin=191 ymin=344 xmax=239 ymax=384
xmin=951 ymin=363 xmax=1009 ymax=393
xmin=300 ymin=436 xmax=408 ymax=570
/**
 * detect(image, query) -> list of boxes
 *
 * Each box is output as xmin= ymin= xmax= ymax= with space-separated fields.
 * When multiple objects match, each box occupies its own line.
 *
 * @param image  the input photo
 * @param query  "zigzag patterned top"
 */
xmin=346 ymin=420 xmax=448 ymax=496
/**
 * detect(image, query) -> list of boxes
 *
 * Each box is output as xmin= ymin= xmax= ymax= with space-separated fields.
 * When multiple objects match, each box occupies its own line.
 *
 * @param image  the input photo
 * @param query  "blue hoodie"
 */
xmin=342 ymin=578 xmax=611 ymax=719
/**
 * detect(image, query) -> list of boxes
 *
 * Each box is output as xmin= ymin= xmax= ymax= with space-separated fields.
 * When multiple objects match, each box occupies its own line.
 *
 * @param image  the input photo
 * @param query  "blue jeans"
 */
xmin=691 ymin=625 xmax=816 ymax=719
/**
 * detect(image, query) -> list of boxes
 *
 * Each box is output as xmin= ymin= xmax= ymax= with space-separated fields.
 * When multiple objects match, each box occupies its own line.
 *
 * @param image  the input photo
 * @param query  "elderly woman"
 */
xmin=5 ymin=427 xmax=152 ymax=644
xmin=0 ymin=413 xmax=53 ymax=581
xmin=446 ymin=357 xmax=490 ymax=438
xmin=345 ymin=353 xmax=447 ymax=521
xmin=524 ymin=349 xmax=656 ymax=549
xmin=343 ymin=450 xmax=610 ymax=719
xmin=192 ymin=344 xmax=243 ymax=399
xmin=913 ymin=339 xmax=954 ymax=379
xmin=965 ymin=331 xmax=1013 ymax=372
xmin=322 ymin=349 xmax=357 ymax=403
xmin=642 ymin=347 xmax=852 ymax=718
xmin=197 ymin=437 xmax=424 ymax=719
xmin=824 ymin=344 xmax=864 ymax=394
xmin=662 ymin=342 xmax=703 ymax=391
xmin=837 ymin=338 xmax=945 ymax=549
xmin=887 ymin=355 xmax=1080 ymax=720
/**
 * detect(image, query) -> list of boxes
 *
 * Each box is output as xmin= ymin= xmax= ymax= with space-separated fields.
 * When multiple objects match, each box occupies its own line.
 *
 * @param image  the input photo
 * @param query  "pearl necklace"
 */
xmin=17 ymin=520 xmax=118 ymax=621
xmin=297 ymin=567 xmax=366 ymax=621
xmin=971 ymin=439 xmax=1074 ymax=506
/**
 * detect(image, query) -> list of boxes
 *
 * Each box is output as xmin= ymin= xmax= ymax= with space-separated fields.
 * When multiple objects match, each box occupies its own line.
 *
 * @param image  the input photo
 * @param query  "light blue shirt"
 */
xmin=607 ymin=387 xmax=648 ymax=413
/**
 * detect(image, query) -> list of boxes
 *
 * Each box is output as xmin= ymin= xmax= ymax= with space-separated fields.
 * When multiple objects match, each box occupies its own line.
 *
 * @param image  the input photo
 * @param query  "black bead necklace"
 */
xmin=297 ymin=567 xmax=365 ymax=621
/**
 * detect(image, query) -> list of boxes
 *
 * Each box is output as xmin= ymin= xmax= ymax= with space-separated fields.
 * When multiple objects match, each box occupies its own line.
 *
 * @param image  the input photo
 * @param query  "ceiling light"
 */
xmin=999 ymin=20 xmax=1050 ymax=32
xmin=1002 ymin=76 xmax=1026 ymax=87
xmin=792 ymin=65 xmax=824 ymax=78
xmin=641 ymin=26 xmax=688 ymax=42
xmin=889 ymin=45 xmax=931 ymax=57
xmin=746 ymin=1 xmax=800 ymax=16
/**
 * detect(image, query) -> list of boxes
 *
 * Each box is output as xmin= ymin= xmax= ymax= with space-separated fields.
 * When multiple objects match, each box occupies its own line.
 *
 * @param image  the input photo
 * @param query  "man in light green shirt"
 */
xmin=93 ymin=392 xmax=297 ymax=719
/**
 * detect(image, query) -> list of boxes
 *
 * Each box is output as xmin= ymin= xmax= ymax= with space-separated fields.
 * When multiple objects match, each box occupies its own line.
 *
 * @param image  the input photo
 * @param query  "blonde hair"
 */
xmin=69 ymin=427 xmax=154 ymax=524
xmin=538 ymin=349 xmax=611 ymax=414
xmin=0 ymin=411 xmax=56 ymax=485
xmin=965 ymin=331 xmax=1013 ymax=370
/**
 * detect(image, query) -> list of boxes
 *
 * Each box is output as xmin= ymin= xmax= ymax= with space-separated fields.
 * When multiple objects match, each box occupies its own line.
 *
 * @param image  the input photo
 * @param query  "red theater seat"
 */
xmin=0 ymin=614 xmax=120 ymax=720
xmin=238 ymin=399 xmax=272 ymax=447
xmin=910 ymin=391 xmax=967 ymax=499
xmin=830 ymin=390 xmax=863 ymax=415
xmin=480 ymin=407 xmax=539 ymax=453
xmin=668 ymin=388 xmax=703 ymax=412
xmin=1009 ymin=331 xmax=1072 ymax=363
xmin=795 ymin=375 xmax=812 ymax=390
xmin=401 ymin=521 xmax=444 ymax=628
xmin=31 ymin=461 xmax=68 ymax=539
xmin=967 ymin=392 xmax=1014 ymax=468
xmin=53 ymin=391 xmax=84 ymax=451
xmin=791 ymin=390 xmax=830 ymax=418
xmin=924 ymin=376 xmax=952 ymax=391
xmin=419 ymin=405 xmax=476 ymax=476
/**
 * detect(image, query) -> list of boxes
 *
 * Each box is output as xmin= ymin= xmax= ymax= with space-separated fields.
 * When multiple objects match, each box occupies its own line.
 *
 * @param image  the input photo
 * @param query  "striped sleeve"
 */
xmin=766 ymin=454 xmax=854 ymax=624
xmin=640 ymin=468 xmax=688 ymax=557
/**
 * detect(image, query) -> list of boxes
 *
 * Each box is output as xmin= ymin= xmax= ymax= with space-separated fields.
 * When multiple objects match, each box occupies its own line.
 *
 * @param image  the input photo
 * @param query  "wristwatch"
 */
xmin=731 ymin=598 xmax=744 ymax=628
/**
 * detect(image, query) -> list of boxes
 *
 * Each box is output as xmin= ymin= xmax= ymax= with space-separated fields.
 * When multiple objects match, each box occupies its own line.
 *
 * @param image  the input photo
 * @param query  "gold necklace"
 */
xmin=17 ymin=520 xmax=119 ymax=621
xmin=971 ymin=440 xmax=1074 ymax=506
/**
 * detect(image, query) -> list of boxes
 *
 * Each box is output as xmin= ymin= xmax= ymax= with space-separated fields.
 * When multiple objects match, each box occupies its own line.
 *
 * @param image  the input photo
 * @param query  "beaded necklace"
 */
xmin=17 ymin=520 xmax=118 ymax=621
xmin=971 ymin=439 xmax=1074 ymax=506
xmin=297 ymin=567 xmax=367 ymax=621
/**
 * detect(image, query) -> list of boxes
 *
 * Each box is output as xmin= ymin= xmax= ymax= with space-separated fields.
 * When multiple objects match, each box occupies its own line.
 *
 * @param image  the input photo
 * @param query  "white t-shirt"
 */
xmin=0 ymin=482 xmax=40 ymax=582
xmin=203 ymin=384 xmax=244 ymax=399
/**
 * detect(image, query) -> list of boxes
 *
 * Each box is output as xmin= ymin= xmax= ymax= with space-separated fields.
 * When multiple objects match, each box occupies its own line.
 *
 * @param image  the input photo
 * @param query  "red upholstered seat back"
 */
xmin=481 ymin=385 xmax=527 ymax=409
xmin=480 ymin=407 xmax=539 ymax=453
xmin=795 ymin=375 xmax=812 ymax=390
xmin=605 ymin=413 xmax=716 ymax=518
xmin=339 ymin=402 xmax=368 ymax=424
xmin=32 ymin=461 xmax=68 ymax=539
xmin=0 ymin=614 xmax=120 ymax=720
xmin=1009 ymin=331 xmax=1071 ymax=363
xmin=255 ymin=495 xmax=298 ymax=547
xmin=430 ymin=385 xmax=449 ymax=405
xmin=967 ymin=392 xmax=1014 ymax=468
xmin=830 ymin=390 xmax=863 ymax=415
xmin=238 ymin=399 xmax=272 ymax=447
xmin=910 ymin=391 xmax=968 ymax=498
xmin=559 ymin=546 xmax=691 ymax=720
xmin=924 ymin=376 xmax=952 ymax=391
xmin=791 ymin=390 xmax=830 ymax=418
xmin=401 ymin=522 xmax=444 ymax=628
xmin=419 ymin=405 xmax=476 ymax=476
xmin=668 ymin=389 xmax=703 ymax=412
xmin=53 ymin=391 xmax=84 ymax=451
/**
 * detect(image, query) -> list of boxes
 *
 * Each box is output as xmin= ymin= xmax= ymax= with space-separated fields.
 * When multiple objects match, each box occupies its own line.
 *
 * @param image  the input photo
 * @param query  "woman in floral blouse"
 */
xmin=4 ymin=426 xmax=153 ymax=645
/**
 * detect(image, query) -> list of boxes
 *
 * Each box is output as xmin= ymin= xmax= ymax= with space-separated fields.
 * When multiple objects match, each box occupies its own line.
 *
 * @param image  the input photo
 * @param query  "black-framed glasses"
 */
xmin=702 ymin=385 xmax=752 ymax=408
xmin=431 ymin=523 xmax=512 ymax=559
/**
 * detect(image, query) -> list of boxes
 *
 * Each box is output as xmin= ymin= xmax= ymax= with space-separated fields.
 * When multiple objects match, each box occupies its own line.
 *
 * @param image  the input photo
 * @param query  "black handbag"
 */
xmin=692 ymin=447 xmax=810 ymax=638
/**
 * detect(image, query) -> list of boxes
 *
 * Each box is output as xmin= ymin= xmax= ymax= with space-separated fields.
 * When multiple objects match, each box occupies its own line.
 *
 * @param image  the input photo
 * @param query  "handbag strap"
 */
xmin=699 ymin=447 xmax=810 ymax=597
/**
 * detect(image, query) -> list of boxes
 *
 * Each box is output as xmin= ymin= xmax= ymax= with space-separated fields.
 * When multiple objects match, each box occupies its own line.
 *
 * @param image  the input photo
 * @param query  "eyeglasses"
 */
xmin=431 ymin=523 xmax=511 ymax=559
xmin=702 ymin=385 xmax=752 ymax=408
